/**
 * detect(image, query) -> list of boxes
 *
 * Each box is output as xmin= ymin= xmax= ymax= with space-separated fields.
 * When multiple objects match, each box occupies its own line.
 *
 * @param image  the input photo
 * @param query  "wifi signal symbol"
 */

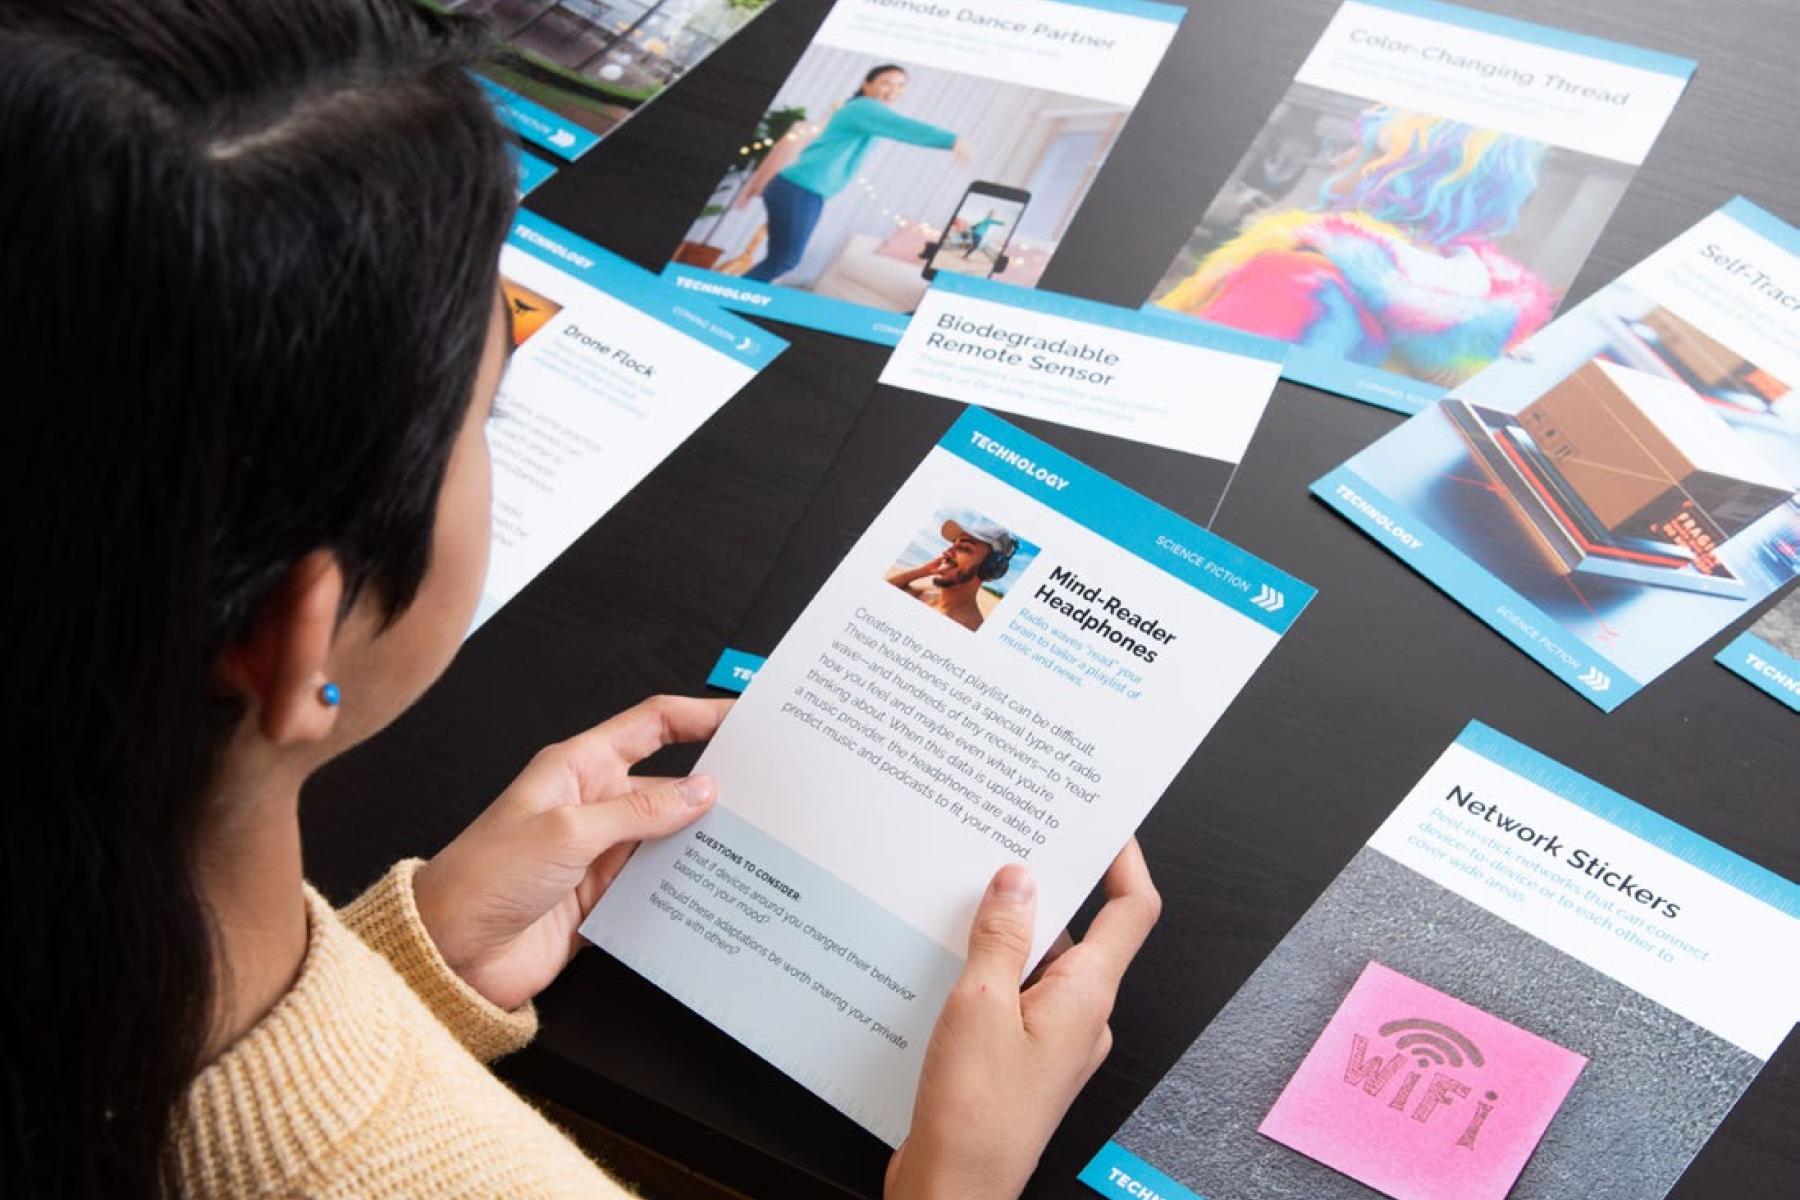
xmin=1378 ymin=1018 xmax=1485 ymax=1070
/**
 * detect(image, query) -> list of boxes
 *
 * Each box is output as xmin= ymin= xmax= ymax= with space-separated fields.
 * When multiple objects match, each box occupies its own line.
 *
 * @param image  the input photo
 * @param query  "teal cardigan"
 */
xmin=779 ymin=96 xmax=956 ymax=198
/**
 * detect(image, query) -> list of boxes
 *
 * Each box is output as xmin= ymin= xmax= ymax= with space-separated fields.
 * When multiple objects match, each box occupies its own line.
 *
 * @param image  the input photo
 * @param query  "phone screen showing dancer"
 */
xmin=923 ymin=183 xmax=1029 ymax=280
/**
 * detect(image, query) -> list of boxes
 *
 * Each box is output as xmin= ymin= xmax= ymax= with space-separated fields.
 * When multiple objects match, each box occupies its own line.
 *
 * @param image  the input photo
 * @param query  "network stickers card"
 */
xmin=1144 ymin=0 xmax=1694 ymax=414
xmin=583 ymin=407 xmax=1314 ymax=1143
xmin=1083 ymin=722 xmax=1800 ymax=1200
xmin=1260 ymin=962 xmax=1586 ymax=1200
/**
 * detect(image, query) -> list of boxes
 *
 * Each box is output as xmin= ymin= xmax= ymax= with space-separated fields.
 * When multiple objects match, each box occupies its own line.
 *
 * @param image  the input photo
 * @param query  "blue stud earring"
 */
xmin=319 ymin=682 xmax=342 ymax=707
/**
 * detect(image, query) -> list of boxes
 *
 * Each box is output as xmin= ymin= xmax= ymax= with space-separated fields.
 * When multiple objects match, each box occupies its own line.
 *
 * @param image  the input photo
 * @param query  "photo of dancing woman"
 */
xmin=672 ymin=32 xmax=1157 ymax=337
xmin=962 ymin=210 xmax=1004 ymax=257
xmin=739 ymin=63 xmax=969 ymax=283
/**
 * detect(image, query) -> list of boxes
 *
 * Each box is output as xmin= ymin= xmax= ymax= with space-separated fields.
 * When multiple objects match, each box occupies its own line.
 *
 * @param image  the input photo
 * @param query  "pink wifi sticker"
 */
xmin=1259 ymin=961 xmax=1587 ymax=1200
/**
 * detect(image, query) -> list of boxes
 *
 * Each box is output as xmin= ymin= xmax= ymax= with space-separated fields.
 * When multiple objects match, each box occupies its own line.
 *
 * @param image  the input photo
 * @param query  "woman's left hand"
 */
xmin=412 ymin=694 xmax=730 ymax=1011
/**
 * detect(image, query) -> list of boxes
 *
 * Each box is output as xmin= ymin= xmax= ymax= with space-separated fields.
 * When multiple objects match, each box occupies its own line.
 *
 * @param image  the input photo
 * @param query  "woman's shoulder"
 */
xmin=172 ymin=884 xmax=627 ymax=1199
xmin=835 ymin=95 xmax=883 ymax=123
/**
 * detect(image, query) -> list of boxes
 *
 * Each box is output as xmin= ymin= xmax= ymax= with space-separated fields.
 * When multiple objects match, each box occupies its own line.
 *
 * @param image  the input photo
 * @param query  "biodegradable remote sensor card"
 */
xmin=583 ymin=407 xmax=1313 ymax=1143
xmin=880 ymin=275 xmax=1285 ymax=464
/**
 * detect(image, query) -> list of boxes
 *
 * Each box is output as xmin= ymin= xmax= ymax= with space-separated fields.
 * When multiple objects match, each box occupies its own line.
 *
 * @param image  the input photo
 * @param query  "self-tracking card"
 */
xmin=1314 ymin=199 xmax=1800 ymax=709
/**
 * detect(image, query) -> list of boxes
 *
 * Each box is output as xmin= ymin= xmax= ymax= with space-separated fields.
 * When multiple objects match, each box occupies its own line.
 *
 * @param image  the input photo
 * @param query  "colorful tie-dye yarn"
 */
xmin=1159 ymin=209 xmax=1556 ymax=385
xmin=1318 ymin=106 xmax=1544 ymax=245
xmin=1157 ymin=107 xmax=1558 ymax=386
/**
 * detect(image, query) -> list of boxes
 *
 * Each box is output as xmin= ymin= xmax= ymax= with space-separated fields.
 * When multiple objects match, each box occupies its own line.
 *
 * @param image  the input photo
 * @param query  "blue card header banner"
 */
xmin=509 ymin=212 xmax=787 ymax=370
xmin=478 ymin=75 xmax=601 ymax=161
xmin=1045 ymin=0 xmax=1185 ymax=25
xmin=706 ymin=648 xmax=766 ymax=693
xmin=942 ymin=408 xmax=1316 ymax=634
xmin=1721 ymin=196 xmax=1800 ymax=258
xmin=662 ymin=264 xmax=908 ymax=346
xmin=1716 ymin=630 xmax=1800 ymax=713
xmin=1079 ymin=1141 xmax=1207 ymax=1200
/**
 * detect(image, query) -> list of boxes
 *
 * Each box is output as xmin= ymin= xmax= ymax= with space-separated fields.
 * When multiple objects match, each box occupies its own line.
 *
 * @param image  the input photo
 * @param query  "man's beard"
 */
xmin=932 ymin=566 xmax=978 ymax=587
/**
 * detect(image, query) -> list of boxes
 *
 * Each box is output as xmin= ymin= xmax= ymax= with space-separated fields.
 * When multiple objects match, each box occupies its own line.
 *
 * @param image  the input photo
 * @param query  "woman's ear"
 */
xmin=217 ymin=550 xmax=346 ymax=746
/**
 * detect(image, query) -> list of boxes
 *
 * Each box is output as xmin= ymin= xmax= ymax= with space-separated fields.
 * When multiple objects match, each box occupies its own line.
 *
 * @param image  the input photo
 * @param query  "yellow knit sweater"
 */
xmin=172 ymin=860 xmax=632 ymax=1198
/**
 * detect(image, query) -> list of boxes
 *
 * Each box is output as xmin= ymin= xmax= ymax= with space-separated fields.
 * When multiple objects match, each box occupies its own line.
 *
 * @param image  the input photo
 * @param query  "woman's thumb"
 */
xmin=961 ymin=864 xmax=1037 ymax=990
xmin=566 ymin=774 xmax=716 ymax=855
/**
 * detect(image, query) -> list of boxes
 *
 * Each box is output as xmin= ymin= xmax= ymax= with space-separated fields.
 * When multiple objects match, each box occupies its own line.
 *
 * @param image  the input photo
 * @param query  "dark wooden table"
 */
xmin=303 ymin=0 xmax=1800 ymax=1194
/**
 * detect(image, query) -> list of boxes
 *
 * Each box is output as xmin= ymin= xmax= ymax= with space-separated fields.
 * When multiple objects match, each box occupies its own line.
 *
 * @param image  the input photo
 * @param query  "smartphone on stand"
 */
xmin=921 ymin=182 xmax=1030 ymax=281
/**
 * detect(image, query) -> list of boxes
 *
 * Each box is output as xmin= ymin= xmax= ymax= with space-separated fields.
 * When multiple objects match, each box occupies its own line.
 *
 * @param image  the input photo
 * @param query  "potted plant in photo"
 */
xmin=673 ymin=103 xmax=808 ymax=269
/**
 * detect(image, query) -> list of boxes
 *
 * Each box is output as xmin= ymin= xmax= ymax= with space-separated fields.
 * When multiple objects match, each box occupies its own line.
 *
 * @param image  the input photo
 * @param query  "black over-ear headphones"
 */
xmin=976 ymin=544 xmax=1014 ymax=581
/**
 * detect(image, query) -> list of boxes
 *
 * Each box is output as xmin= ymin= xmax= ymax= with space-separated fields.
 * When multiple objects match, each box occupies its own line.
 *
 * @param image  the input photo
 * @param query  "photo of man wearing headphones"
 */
xmin=886 ymin=512 xmax=1031 ymax=633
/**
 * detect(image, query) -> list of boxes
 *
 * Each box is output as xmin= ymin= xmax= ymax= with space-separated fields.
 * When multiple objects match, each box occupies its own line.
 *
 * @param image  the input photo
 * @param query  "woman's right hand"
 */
xmin=951 ymin=137 xmax=972 ymax=166
xmin=886 ymin=841 xmax=1161 ymax=1200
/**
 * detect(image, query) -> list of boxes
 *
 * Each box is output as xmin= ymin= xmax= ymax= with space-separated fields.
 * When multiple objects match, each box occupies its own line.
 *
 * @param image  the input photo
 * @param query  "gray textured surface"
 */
xmin=1751 ymin=592 xmax=1800 ymax=660
xmin=1112 ymin=849 xmax=1761 ymax=1200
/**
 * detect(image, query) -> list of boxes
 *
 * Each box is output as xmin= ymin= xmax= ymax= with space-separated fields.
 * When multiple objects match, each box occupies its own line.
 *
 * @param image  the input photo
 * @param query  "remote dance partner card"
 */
xmin=582 ymin=407 xmax=1314 ymax=1143
xmin=664 ymin=0 xmax=1184 ymax=344
xmin=1084 ymin=722 xmax=1800 ymax=1200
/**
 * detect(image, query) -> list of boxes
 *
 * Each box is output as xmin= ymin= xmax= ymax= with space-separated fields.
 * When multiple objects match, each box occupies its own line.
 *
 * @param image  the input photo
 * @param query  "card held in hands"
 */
xmin=581 ymin=407 xmax=1314 ymax=1143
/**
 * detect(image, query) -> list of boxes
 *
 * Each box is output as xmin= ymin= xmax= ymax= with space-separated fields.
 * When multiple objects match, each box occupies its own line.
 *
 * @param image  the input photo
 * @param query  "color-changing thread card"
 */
xmin=1259 ymin=961 xmax=1587 ymax=1200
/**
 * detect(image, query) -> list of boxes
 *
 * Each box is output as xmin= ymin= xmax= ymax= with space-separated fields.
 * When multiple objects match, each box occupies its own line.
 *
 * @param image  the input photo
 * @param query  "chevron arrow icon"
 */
xmin=1250 ymin=584 xmax=1285 ymax=612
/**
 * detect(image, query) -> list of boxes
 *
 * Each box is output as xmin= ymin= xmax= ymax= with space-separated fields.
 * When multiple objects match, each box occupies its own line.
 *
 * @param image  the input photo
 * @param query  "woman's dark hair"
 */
xmin=853 ymin=62 xmax=907 ymax=101
xmin=0 ymin=1 xmax=516 ymax=1194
